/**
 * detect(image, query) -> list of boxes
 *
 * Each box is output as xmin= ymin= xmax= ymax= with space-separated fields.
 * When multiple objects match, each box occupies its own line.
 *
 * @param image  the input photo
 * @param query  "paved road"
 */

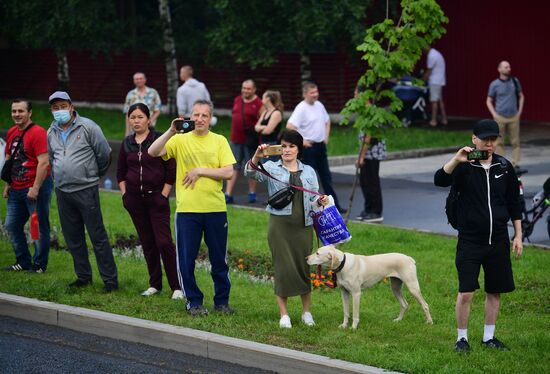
xmin=0 ymin=316 xmax=273 ymax=374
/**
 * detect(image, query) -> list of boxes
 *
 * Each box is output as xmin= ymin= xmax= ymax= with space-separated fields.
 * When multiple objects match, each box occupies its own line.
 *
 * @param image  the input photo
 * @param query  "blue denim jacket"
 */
xmin=244 ymin=159 xmax=320 ymax=226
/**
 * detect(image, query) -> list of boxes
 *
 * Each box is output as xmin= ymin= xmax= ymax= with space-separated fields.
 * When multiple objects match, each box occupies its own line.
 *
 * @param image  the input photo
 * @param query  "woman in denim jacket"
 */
xmin=245 ymin=130 xmax=328 ymax=328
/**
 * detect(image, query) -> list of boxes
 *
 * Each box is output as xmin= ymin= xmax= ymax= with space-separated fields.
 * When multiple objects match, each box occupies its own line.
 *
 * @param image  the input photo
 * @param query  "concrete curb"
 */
xmin=0 ymin=293 xmax=401 ymax=374
xmin=328 ymin=146 xmax=460 ymax=167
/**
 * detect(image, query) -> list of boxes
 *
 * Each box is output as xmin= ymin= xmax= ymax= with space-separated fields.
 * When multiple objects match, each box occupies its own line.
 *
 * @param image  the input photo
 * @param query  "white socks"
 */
xmin=457 ymin=326 xmax=495 ymax=342
xmin=483 ymin=325 xmax=495 ymax=342
xmin=457 ymin=328 xmax=468 ymax=342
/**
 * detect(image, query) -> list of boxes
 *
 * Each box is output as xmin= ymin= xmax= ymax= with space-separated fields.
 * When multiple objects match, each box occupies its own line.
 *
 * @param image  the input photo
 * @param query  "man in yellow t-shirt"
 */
xmin=149 ymin=100 xmax=236 ymax=316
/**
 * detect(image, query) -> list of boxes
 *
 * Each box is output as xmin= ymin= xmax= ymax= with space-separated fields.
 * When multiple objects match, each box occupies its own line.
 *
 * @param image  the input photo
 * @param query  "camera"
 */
xmin=174 ymin=119 xmax=195 ymax=133
xmin=467 ymin=149 xmax=489 ymax=161
xmin=263 ymin=145 xmax=283 ymax=157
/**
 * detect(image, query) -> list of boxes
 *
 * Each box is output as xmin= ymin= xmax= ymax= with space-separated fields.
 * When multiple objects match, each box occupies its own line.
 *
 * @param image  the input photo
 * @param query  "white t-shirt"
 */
xmin=427 ymin=48 xmax=446 ymax=86
xmin=176 ymin=78 xmax=211 ymax=117
xmin=0 ymin=138 xmax=5 ymax=173
xmin=287 ymin=100 xmax=330 ymax=143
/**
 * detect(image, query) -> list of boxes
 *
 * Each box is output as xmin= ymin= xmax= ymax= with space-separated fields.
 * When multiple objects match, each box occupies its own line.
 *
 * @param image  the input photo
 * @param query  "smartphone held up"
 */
xmin=467 ymin=149 xmax=489 ymax=161
xmin=263 ymin=145 xmax=283 ymax=157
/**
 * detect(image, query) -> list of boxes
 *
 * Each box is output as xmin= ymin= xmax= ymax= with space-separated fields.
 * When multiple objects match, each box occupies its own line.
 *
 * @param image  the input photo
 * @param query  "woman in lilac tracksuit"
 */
xmin=117 ymin=103 xmax=182 ymax=300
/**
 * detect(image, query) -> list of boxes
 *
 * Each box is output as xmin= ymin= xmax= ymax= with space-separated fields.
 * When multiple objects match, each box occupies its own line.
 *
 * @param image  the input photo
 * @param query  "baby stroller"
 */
xmin=392 ymin=76 xmax=428 ymax=127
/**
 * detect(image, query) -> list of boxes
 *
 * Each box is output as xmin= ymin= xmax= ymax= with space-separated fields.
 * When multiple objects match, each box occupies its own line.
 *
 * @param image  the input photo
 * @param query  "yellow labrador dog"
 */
xmin=307 ymin=245 xmax=433 ymax=329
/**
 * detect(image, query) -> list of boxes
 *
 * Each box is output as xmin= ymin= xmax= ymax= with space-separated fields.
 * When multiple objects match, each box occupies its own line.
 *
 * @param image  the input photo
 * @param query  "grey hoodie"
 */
xmin=176 ymin=78 xmax=211 ymax=117
xmin=47 ymin=111 xmax=112 ymax=193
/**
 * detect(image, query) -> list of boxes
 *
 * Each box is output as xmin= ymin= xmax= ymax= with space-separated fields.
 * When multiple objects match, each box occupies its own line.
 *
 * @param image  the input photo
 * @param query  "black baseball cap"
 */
xmin=473 ymin=119 xmax=500 ymax=139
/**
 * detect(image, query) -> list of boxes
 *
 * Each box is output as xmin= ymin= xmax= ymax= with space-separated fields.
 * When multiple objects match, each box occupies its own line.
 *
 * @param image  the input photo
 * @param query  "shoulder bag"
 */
xmin=247 ymin=160 xmax=321 ymax=210
xmin=1 ymin=124 xmax=35 ymax=183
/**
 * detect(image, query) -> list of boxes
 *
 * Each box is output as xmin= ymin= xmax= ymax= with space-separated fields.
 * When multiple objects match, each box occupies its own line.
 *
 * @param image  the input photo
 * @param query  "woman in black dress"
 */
xmin=254 ymin=90 xmax=283 ymax=153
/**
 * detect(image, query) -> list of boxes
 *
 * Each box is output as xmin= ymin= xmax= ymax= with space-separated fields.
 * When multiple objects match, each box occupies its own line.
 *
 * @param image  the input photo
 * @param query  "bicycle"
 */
xmin=516 ymin=169 xmax=550 ymax=242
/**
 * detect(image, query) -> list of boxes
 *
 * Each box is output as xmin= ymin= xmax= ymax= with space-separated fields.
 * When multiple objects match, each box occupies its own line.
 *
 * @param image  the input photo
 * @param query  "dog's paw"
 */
xmin=351 ymin=324 xmax=359 ymax=330
xmin=339 ymin=323 xmax=348 ymax=329
xmin=393 ymin=317 xmax=403 ymax=322
xmin=426 ymin=319 xmax=434 ymax=325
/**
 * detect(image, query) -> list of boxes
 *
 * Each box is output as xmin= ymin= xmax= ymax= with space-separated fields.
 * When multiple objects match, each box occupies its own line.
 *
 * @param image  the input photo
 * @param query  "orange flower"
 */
xmin=310 ymin=272 xmax=316 ymax=278
xmin=238 ymin=264 xmax=244 ymax=270
xmin=238 ymin=258 xmax=244 ymax=263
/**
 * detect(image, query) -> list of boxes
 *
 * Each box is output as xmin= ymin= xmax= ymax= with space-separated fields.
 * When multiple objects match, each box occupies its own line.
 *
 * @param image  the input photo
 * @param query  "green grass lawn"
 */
xmin=0 ymin=191 xmax=549 ymax=374
xmin=0 ymin=100 xmax=470 ymax=156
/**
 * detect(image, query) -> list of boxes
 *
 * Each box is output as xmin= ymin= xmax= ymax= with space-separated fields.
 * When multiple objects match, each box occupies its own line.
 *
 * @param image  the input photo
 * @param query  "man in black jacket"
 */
xmin=434 ymin=119 xmax=523 ymax=353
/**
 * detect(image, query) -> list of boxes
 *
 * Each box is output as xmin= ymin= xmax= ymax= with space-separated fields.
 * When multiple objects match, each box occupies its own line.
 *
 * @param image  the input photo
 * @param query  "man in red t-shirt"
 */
xmin=2 ymin=99 xmax=53 ymax=273
xmin=225 ymin=79 xmax=263 ymax=204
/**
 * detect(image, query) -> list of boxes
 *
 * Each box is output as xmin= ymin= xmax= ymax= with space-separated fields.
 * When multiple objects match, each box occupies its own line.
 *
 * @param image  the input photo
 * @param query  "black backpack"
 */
xmin=445 ymin=185 xmax=459 ymax=230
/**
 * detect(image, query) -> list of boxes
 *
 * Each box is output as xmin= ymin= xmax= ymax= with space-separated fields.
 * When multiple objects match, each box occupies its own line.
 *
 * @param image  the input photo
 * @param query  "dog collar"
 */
xmin=332 ymin=254 xmax=346 ymax=273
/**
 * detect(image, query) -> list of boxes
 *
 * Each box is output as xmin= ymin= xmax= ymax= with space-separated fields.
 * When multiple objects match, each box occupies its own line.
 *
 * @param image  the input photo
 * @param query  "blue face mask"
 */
xmin=53 ymin=110 xmax=72 ymax=124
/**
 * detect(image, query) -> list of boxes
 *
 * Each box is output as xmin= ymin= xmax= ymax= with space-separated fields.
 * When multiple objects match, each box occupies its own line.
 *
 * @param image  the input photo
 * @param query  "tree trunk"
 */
xmin=299 ymin=52 xmax=312 ymax=84
xmin=158 ymin=0 xmax=178 ymax=116
xmin=56 ymin=50 xmax=70 ymax=92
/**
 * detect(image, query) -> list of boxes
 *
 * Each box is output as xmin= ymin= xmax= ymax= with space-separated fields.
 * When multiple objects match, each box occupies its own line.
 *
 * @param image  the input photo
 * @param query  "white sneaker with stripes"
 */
xmin=2 ymin=263 xmax=28 ymax=271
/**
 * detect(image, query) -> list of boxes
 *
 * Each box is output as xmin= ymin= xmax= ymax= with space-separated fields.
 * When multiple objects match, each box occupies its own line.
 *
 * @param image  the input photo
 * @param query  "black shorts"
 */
xmin=455 ymin=238 xmax=515 ymax=293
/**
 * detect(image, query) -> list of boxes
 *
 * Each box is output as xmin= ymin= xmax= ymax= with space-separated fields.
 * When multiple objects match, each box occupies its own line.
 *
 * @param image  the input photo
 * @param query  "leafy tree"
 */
xmin=206 ymin=0 xmax=375 ymax=78
xmin=169 ymin=1 xmax=214 ymax=67
xmin=0 ymin=0 xmax=123 ymax=91
xmin=340 ymin=0 xmax=448 ymax=135
xmin=116 ymin=0 xmax=212 ymax=114
xmin=337 ymin=0 xmax=446 ymax=219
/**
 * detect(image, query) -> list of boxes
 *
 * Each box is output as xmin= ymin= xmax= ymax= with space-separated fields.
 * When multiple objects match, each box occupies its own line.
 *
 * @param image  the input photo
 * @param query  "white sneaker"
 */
xmin=301 ymin=312 xmax=315 ymax=326
xmin=141 ymin=287 xmax=159 ymax=297
xmin=279 ymin=315 xmax=292 ymax=328
xmin=171 ymin=290 xmax=184 ymax=300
